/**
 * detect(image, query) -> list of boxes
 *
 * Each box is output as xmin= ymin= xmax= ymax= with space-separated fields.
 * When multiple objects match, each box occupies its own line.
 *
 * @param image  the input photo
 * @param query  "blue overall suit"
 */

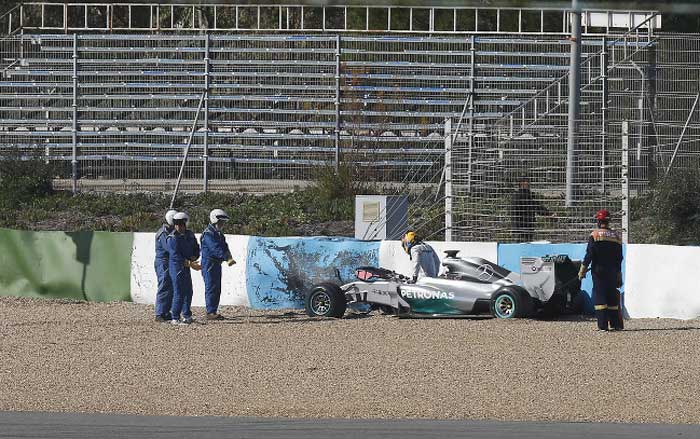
xmin=200 ymin=224 xmax=232 ymax=315
xmin=154 ymin=224 xmax=173 ymax=319
xmin=582 ymin=227 xmax=624 ymax=331
xmin=167 ymin=229 xmax=200 ymax=321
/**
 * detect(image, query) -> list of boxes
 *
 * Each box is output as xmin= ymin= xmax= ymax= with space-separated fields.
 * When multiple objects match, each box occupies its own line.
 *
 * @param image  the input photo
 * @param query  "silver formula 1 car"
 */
xmin=305 ymin=251 xmax=583 ymax=319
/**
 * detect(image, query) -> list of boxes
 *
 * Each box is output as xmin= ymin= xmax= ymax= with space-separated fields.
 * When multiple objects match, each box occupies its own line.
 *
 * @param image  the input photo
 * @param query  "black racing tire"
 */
xmin=491 ymin=286 xmax=534 ymax=319
xmin=305 ymin=283 xmax=347 ymax=318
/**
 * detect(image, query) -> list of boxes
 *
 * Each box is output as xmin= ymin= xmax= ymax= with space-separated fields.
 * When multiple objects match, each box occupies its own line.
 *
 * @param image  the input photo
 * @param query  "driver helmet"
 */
xmin=209 ymin=208 xmax=230 ymax=225
xmin=401 ymin=231 xmax=418 ymax=254
xmin=165 ymin=209 xmax=178 ymax=226
xmin=173 ymin=211 xmax=189 ymax=226
xmin=594 ymin=209 xmax=611 ymax=223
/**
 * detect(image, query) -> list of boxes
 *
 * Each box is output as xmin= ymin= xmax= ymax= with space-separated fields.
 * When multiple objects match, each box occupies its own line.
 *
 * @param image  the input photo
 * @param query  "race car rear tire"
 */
xmin=491 ymin=286 xmax=533 ymax=319
xmin=305 ymin=283 xmax=347 ymax=318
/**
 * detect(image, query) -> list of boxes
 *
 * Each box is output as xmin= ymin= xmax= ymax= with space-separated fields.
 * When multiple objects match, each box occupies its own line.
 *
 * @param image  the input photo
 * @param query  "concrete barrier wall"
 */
xmin=624 ymin=244 xmax=700 ymax=319
xmin=4 ymin=228 xmax=700 ymax=320
xmin=0 ymin=228 xmax=132 ymax=302
xmin=129 ymin=232 xmax=250 ymax=307
xmin=245 ymin=236 xmax=380 ymax=309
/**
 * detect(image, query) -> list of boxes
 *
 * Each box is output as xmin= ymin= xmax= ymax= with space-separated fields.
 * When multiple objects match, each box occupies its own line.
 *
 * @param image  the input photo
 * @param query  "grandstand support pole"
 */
xmin=71 ymin=33 xmax=79 ymax=195
xmin=334 ymin=34 xmax=341 ymax=172
xmin=203 ymin=33 xmax=210 ymax=193
xmin=601 ymin=36 xmax=608 ymax=199
xmin=466 ymin=36 xmax=476 ymax=194
xmin=444 ymin=118 xmax=453 ymax=242
xmin=621 ymin=120 xmax=630 ymax=244
xmin=170 ymin=93 xmax=206 ymax=209
xmin=565 ymin=0 xmax=581 ymax=207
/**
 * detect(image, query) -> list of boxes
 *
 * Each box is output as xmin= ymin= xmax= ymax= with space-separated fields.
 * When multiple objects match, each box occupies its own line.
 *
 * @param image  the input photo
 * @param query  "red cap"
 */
xmin=594 ymin=209 xmax=611 ymax=221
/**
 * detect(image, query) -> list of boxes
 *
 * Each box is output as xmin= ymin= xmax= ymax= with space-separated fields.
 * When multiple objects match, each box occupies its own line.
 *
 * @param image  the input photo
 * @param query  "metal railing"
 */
xmin=3 ymin=2 xmax=661 ymax=36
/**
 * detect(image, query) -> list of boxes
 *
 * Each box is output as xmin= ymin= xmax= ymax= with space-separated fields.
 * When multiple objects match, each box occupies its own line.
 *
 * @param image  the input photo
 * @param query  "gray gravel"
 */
xmin=1 ymin=296 xmax=699 ymax=423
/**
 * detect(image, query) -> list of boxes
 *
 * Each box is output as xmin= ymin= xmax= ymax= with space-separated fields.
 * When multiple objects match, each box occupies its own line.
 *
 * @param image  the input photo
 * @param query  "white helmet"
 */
xmin=165 ymin=209 xmax=178 ymax=226
xmin=173 ymin=211 xmax=189 ymax=224
xmin=210 ymin=208 xmax=230 ymax=225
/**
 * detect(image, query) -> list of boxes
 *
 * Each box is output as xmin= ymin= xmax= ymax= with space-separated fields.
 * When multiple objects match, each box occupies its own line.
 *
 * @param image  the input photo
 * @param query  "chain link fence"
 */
xmin=2 ymin=29 xmax=700 ymax=241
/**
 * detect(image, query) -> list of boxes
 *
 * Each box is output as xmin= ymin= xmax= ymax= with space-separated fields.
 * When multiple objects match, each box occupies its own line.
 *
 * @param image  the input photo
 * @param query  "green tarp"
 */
xmin=0 ymin=229 xmax=133 ymax=302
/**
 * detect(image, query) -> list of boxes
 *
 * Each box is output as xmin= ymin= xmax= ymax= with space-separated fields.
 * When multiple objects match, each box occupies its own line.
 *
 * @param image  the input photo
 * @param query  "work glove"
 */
xmin=578 ymin=265 xmax=587 ymax=281
xmin=189 ymin=260 xmax=202 ymax=271
xmin=227 ymin=257 xmax=236 ymax=267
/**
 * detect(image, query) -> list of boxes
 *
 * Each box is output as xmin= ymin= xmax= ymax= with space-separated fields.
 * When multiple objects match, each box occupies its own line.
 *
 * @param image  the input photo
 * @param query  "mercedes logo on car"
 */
xmin=476 ymin=263 xmax=495 ymax=281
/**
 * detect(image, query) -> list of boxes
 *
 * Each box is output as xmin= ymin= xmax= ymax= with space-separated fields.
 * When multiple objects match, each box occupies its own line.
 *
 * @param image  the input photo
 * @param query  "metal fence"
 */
xmin=2 ymin=6 xmax=700 ymax=242
xmin=447 ymin=31 xmax=700 ymax=243
xmin=0 ymin=33 xmax=472 ymax=188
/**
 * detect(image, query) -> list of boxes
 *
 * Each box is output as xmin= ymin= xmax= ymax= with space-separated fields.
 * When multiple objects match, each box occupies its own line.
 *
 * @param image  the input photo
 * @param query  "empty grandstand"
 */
xmin=2 ymin=1 xmax=698 ymax=242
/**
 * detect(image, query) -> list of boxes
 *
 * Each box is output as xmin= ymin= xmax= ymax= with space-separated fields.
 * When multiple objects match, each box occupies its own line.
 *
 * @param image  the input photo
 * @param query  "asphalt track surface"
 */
xmin=1 ymin=412 xmax=699 ymax=439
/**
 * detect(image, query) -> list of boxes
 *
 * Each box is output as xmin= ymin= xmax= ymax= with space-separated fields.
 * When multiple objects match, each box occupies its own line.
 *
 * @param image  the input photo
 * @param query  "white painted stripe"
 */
xmin=624 ymin=244 xmax=700 ymax=319
xmin=379 ymin=240 xmax=498 ymax=278
xmin=130 ymin=232 xmax=250 ymax=307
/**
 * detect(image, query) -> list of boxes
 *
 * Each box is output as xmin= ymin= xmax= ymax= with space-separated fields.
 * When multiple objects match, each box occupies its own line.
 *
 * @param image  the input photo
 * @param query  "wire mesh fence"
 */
xmin=2 ymin=29 xmax=700 ymax=242
xmin=448 ymin=31 xmax=700 ymax=243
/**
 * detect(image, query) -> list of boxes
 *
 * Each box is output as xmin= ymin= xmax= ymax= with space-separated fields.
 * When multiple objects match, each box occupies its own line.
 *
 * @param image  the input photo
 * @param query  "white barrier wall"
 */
xmin=379 ymin=241 xmax=498 ymax=278
xmin=128 ymin=233 xmax=700 ymax=320
xmin=625 ymin=244 xmax=700 ymax=319
xmin=130 ymin=232 xmax=250 ymax=307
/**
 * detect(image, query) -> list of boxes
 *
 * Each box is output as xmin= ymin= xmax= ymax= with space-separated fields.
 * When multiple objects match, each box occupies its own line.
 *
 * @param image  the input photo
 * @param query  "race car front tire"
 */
xmin=305 ymin=283 xmax=347 ymax=318
xmin=491 ymin=286 xmax=533 ymax=319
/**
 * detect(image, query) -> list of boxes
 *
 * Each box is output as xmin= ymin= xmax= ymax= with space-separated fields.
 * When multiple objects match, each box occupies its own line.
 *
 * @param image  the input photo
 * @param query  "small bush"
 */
xmin=0 ymin=150 xmax=58 ymax=208
xmin=631 ymin=168 xmax=700 ymax=245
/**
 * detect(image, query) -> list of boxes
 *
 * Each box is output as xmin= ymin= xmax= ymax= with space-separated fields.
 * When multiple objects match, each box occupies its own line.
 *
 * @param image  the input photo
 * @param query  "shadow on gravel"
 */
xmin=202 ymin=311 xmax=374 ymax=325
xmin=620 ymin=326 xmax=700 ymax=332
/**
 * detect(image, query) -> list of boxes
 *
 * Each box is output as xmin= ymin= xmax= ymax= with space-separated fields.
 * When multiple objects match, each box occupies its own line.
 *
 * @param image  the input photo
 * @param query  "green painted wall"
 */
xmin=0 ymin=229 xmax=133 ymax=302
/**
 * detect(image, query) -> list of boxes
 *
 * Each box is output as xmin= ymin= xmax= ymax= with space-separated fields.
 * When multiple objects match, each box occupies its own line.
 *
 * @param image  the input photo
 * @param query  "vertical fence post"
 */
xmin=467 ymin=36 xmax=476 ymax=193
xmin=621 ymin=120 xmax=629 ymax=244
xmin=466 ymin=36 xmax=476 ymax=193
xmin=601 ymin=36 xmax=608 ymax=198
xmin=444 ymin=118 xmax=452 ymax=242
xmin=71 ymin=33 xmax=79 ymax=194
xmin=334 ymin=34 xmax=341 ymax=171
xmin=203 ymin=33 xmax=210 ymax=192
xmin=566 ymin=0 xmax=581 ymax=207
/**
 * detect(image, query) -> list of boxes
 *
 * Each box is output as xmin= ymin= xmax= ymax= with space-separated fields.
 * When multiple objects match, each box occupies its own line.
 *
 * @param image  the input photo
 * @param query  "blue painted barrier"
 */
xmin=245 ymin=236 xmax=379 ymax=309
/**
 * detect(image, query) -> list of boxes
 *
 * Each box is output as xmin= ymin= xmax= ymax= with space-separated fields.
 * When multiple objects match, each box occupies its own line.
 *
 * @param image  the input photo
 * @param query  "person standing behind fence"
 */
xmin=578 ymin=209 xmax=624 ymax=331
xmin=167 ymin=211 xmax=201 ymax=325
xmin=510 ymin=177 xmax=551 ymax=242
xmin=154 ymin=209 xmax=177 ymax=322
xmin=200 ymin=209 xmax=236 ymax=320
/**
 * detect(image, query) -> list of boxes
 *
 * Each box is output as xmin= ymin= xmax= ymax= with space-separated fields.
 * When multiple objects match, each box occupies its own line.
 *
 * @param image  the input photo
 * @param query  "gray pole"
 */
xmin=565 ymin=0 xmax=581 ymax=207
xmin=203 ymin=33 xmax=210 ymax=193
xmin=621 ymin=120 xmax=629 ymax=244
xmin=170 ymin=93 xmax=206 ymax=209
xmin=466 ymin=36 xmax=476 ymax=193
xmin=444 ymin=118 xmax=452 ymax=242
xmin=71 ymin=33 xmax=79 ymax=195
xmin=601 ymin=36 xmax=608 ymax=198
xmin=334 ymin=34 xmax=341 ymax=172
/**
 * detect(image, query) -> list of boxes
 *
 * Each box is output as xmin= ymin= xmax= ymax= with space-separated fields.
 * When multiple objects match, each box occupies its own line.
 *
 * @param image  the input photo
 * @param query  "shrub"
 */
xmin=0 ymin=150 xmax=59 ymax=208
xmin=632 ymin=168 xmax=700 ymax=245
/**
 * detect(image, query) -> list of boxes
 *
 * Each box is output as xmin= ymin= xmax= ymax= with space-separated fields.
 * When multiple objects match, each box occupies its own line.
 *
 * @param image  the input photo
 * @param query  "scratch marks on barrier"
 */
xmin=245 ymin=237 xmax=379 ymax=309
